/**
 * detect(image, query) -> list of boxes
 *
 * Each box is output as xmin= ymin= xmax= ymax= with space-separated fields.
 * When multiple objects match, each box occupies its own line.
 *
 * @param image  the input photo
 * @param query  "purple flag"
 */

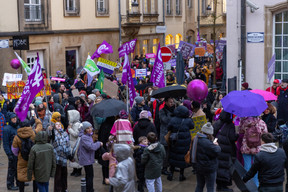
xmin=150 ymin=43 xmax=165 ymax=88
xmin=267 ymin=54 xmax=276 ymax=81
xmin=91 ymin=40 xmax=113 ymax=60
xmin=118 ymin=39 xmax=137 ymax=58
xmin=15 ymin=53 xmax=44 ymax=121
xmin=180 ymin=42 xmax=195 ymax=59
xmin=122 ymin=54 xmax=136 ymax=106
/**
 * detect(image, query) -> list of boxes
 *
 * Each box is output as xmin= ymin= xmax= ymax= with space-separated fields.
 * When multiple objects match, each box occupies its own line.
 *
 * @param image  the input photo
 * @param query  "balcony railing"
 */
xmin=24 ymin=5 xmax=43 ymax=22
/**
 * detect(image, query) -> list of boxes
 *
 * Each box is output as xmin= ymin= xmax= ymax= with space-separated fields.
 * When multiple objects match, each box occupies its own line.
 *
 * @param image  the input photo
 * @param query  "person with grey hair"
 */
xmin=192 ymin=122 xmax=221 ymax=192
xmin=131 ymin=96 xmax=149 ymax=123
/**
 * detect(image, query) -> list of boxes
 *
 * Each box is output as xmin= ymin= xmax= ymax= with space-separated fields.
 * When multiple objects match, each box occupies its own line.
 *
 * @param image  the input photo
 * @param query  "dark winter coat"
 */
xmin=277 ymin=88 xmax=288 ymax=121
xmin=3 ymin=118 xmax=19 ymax=157
xmin=133 ymin=118 xmax=156 ymax=145
xmin=261 ymin=113 xmax=277 ymax=133
xmin=159 ymin=105 xmax=175 ymax=146
xmin=213 ymin=111 xmax=238 ymax=184
xmin=133 ymin=145 xmax=146 ymax=180
xmin=131 ymin=105 xmax=150 ymax=123
xmin=168 ymin=106 xmax=193 ymax=168
xmin=195 ymin=133 xmax=221 ymax=174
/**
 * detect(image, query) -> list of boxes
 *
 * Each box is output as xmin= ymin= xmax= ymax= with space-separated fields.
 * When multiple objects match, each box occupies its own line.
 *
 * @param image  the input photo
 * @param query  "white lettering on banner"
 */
xmin=130 ymin=41 xmax=136 ymax=49
xmin=32 ymin=64 xmax=43 ymax=87
xmin=97 ymin=44 xmax=108 ymax=54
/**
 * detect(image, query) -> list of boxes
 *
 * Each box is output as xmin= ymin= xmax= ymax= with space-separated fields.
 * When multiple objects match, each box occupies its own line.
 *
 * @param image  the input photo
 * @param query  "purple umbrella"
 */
xmin=221 ymin=90 xmax=267 ymax=117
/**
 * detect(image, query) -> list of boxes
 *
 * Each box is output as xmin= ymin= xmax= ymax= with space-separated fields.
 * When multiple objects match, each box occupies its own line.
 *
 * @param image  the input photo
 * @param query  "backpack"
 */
xmin=18 ymin=136 xmax=34 ymax=161
xmin=245 ymin=121 xmax=261 ymax=148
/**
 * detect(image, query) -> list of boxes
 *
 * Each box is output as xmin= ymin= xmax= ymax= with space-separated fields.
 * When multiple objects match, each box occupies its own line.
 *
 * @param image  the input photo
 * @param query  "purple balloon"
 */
xmin=10 ymin=59 xmax=21 ymax=69
xmin=187 ymin=79 xmax=208 ymax=103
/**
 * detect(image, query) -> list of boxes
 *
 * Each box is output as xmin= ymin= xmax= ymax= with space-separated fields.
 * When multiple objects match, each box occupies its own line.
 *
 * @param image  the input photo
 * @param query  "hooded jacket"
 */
xmin=159 ymin=105 xmax=175 ymax=146
xmin=27 ymin=131 xmax=56 ymax=182
xmin=67 ymin=110 xmax=82 ymax=147
xmin=133 ymin=118 xmax=156 ymax=145
xmin=243 ymin=143 xmax=286 ymax=186
xmin=109 ymin=144 xmax=136 ymax=192
xmin=3 ymin=114 xmax=19 ymax=157
xmin=141 ymin=142 xmax=166 ymax=179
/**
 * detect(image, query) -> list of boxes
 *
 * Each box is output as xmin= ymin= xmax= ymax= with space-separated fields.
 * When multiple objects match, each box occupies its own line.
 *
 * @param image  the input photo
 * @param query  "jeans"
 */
xmin=195 ymin=171 xmax=216 ymax=192
xmin=243 ymin=154 xmax=259 ymax=187
xmin=36 ymin=182 xmax=49 ymax=192
xmin=84 ymin=165 xmax=94 ymax=192
xmin=146 ymin=177 xmax=162 ymax=192
xmin=259 ymin=185 xmax=283 ymax=192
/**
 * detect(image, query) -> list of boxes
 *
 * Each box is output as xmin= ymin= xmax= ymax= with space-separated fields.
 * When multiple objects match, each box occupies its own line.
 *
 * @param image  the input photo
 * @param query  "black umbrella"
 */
xmin=151 ymin=85 xmax=186 ymax=98
xmin=90 ymin=99 xmax=127 ymax=118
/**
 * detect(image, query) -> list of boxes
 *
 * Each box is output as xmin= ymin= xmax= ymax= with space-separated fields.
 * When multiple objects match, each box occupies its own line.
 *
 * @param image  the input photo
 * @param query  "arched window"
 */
xmin=165 ymin=34 xmax=173 ymax=45
xmin=175 ymin=33 xmax=182 ymax=48
xmin=274 ymin=11 xmax=288 ymax=80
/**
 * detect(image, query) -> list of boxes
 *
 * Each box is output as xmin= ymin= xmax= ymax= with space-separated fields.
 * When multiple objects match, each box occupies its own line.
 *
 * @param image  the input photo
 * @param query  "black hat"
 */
xmin=282 ymin=79 xmax=288 ymax=83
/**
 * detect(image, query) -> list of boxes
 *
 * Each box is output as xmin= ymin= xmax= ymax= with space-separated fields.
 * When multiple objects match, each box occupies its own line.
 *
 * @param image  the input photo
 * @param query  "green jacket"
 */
xmin=27 ymin=131 xmax=56 ymax=182
xmin=141 ymin=142 xmax=166 ymax=179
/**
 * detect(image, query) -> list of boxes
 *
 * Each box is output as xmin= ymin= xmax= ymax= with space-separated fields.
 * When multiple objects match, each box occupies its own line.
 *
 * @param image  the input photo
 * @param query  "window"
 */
xmin=144 ymin=0 xmax=149 ymax=13
xmin=64 ymin=0 xmax=80 ymax=16
xmin=24 ymin=0 xmax=42 ymax=22
xmin=66 ymin=0 xmax=76 ymax=12
xmin=165 ymin=34 xmax=173 ymax=45
xmin=202 ymin=0 xmax=207 ymax=15
xmin=143 ymin=40 xmax=149 ymax=55
xmin=175 ymin=34 xmax=182 ymax=48
xmin=65 ymin=49 xmax=79 ymax=79
xmin=96 ymin=0 xmax=109 ymax=15
xmin=153 ymin=39 xmax=159 ymax=54
xmin=176 ymin=0 xmax=181 ymax=15
xmin=166 ymin=0 xmax=172 ymax=15
xmin=222 ymin=0 xmax=226 ymax=14
xmin=143 ymin=0 xmax=157 ymax=14
xmin=274 ymin=11 xmax=288 ymax=80
xmin=188 ymin=0 xmax=192 ymax=8
xmin=27 ymin=51 xmax=44 ymax=69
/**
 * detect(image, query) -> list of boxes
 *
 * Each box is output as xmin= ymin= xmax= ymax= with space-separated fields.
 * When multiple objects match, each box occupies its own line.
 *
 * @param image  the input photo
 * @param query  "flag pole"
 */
xmin=126 ymin=83 xmax=129 ymax=112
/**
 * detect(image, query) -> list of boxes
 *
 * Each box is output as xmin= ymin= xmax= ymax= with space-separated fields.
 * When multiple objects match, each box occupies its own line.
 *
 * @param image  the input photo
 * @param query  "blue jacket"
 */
xmin=3 ymin=122 xmax=19 ymax=156
xmin=78 ymin=131 xmax=101 ymax=166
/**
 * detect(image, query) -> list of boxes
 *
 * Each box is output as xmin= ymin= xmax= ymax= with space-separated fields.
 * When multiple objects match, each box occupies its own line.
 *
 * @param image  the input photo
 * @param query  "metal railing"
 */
xmin=24 ymin=5 xmax=43 ymax=22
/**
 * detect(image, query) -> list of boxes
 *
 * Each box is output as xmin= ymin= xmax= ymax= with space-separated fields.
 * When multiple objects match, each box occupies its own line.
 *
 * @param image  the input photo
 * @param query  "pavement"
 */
xmin=0 ymin=147 xmax=241 ymax=192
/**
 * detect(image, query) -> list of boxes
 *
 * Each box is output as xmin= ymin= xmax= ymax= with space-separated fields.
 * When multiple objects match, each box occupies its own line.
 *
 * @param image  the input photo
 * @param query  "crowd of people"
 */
xmin=0 ymin=54 xmax=288 ymax=192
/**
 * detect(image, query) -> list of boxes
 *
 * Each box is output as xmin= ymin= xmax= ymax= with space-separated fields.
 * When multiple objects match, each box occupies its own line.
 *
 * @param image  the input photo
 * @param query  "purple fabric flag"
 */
xmin=150 ymin=43 xmax=165 ymax=88
xmin=122 ymin=54 xmax=136 ymax=106
xmin=118 ymin=39 xmax=137 ymax=58
xmin=267 ymin=54 xmax=276 ymax=81
xmin=15 ymin=53 xmax=44 ymax=121
xmin=91 ymin=40 xmax=113 ymax=60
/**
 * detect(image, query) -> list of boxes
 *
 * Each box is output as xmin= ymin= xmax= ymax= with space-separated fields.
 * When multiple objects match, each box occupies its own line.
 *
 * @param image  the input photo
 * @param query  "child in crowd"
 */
xmin=141 ymin=132 xmax=166 ymax=192
xmin=134 ymin=136 xmax=148 ymax=192
xmin=105 ymin=144 xmax=136 ymax=192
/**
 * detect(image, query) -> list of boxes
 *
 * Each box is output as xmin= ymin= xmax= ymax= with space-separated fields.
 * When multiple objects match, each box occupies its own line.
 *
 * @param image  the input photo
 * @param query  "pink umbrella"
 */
xmin=250 ymin=89 xmax=277 ymax=101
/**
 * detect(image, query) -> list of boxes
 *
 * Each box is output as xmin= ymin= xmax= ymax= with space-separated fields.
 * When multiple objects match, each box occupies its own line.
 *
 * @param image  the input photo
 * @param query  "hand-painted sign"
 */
xmin=97 ymin=57 xmax=117 ymax=74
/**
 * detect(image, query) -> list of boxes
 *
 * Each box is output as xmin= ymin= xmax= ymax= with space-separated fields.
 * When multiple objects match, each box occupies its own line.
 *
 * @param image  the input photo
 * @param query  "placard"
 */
xmin=146 ymin=53 xmax=156 ymax=58
xmin=71 ymin=89 xmax=80 ymax=97
xmin=6 ymin=79 xmax=51 ymax=99
xmin=97 ymin=57 xmax=117 ymax=74
xmin=194 ymin=47 xmax=206 ymax=57
xmin=188 ymin=58 xmax=195 ymax=68
xmin=191 ymin=115 xmax=207 ymax=138
xmin=103 ymin=78 xmax=119 ymax=98
xmin=135 ymin=69 xmax=147 ymax=77
xmin=2 ymin=73 xmax=23 ymax=86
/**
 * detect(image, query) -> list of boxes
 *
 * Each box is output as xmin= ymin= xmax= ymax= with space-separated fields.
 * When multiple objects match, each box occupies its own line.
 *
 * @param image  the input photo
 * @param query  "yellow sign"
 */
xmin=191 ymin=115 xmax=207 ymax=138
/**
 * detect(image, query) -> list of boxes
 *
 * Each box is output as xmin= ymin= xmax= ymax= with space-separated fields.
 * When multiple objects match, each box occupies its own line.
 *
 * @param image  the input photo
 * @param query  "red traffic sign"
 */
xmin=161 ymin=47 xmax=172 ymax=62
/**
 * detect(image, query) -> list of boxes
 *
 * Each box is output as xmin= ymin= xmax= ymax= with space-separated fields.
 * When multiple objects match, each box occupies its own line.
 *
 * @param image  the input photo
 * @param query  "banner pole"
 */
xmin=126 ymin=83 xmax=129 ymax=112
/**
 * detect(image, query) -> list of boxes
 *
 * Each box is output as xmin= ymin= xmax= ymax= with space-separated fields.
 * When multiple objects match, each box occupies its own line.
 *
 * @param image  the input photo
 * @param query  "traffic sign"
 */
xmin=161 ymin=47 xmax=172 ymax=62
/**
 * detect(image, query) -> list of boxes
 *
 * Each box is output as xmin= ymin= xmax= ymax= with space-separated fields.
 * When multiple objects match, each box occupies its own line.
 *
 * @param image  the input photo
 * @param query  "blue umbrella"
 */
xmin=221 ymin=90 xmax=267 ymax=117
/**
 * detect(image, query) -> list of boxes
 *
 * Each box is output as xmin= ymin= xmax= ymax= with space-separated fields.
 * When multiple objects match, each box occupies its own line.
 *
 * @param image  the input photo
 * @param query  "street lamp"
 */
xmin=131 ymin=0 xmax=139 ymax=14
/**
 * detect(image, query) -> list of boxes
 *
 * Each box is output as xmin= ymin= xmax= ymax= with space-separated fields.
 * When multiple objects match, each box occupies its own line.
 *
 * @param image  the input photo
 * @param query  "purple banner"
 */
xmin=167 ymin=44 xmax=176 ymax=55
xmin=180 ymin=42 xmax=195 ymax=59
xmin=210 ymin=40 xmax=226 ymax=53
xmin=118 ymin=39 xmax=137 ymax=58
xmin=15 ymin=53 xmax=44 ymax=121
xmin=267 ymin=54 xmax=276 ymax=81
xmin=169 ymin=58 xmax=177 ymax=67
xmin=150 ymin=43 xmax=165 ymax=88
xmin=122 ymin=54 xmax=136 ymax=106
xmin=91 ymin=40 xmax=113 ymax=60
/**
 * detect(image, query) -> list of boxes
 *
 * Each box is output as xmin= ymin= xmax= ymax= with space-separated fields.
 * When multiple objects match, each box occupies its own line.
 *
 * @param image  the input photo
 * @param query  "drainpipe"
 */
xmin=241 ymin=0 xmax=246 ymax=81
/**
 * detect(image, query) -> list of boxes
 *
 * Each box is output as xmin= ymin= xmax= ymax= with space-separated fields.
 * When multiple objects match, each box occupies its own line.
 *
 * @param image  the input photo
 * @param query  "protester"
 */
xmin=131 ymin=96 xmax=149 ymax=123
xmin=0 ymin=93 xmax=8 ymax=119
xmin=0 ymin=107 xmax=5 ymax=148
xmin=266 ymin=79 xmax=279 ymax=95
xmin=261 ymin=103 xmax=277 ymax=133
xmin=241 ymin=82 xmax=249 ymax=90
xmin=3 ymin=112 xmax=20 ymax=190
xmin=243 ymin=133 xmax=286 ymax=192
xmin=276 ymin=79 xmax=288 ymax=121
xmin=193 ymin=122 xmax=221 ymax=192
xmin=167 ymin=106 xmax=193 ymax=181
xmin=210 ymin=92 xmax=224 ymax=116
xmin=27 ymin=131 xmax=56 ymax=192
xmin=78 ymin=121 xmax=103 ymax=192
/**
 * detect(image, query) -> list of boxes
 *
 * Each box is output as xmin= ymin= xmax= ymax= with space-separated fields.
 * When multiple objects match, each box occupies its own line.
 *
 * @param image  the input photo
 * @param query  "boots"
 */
xmin=74 ymin=168 xmax=82 ymax=177
xmin=70 ymin=168 xmax=76 ymax=176
xmin=179 ymin=174 xmax=186 ymax=181
xmin=167 ymin=173 xmax=173 ymax=181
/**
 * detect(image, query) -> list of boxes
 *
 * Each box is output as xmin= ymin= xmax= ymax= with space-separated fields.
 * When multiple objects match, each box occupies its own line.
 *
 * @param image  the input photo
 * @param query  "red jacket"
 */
xmin=266 ymin=86 xmax=278 ymax=95
xmin=215 ymin=66 xmax=223 ymax=80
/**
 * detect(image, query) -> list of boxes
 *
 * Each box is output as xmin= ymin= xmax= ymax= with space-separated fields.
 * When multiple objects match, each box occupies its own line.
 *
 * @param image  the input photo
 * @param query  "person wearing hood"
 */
xmin=141 ymin=132 xmax=166 ymax=192
xmin=53 ymin=93 xmax=66 ymax=127
xmin=67 ymin=110 xmax=83 ymax=177
xmin=159 ymin=97 xmax=175 ymax=175
xmin=131 ymin=96 xmax=150 ymax=123
xmin=105 ymin=144 xmax=136 ymax=192
xmin=213 ymin=110 xmax=238 ymax=191
xmin=3 ymin=112 xmax=20 ymax=190
xmin=12 ymin=118 xmax=43 ymax=192
xmin=193 ymin=123 xmax=221 ymax=192
xmin=276 ymin=79 xmax=288 ymax=121
xmin=78 ymin=121 xmax=103 ymax=192
xmin=243 ymin=133 xmax=286 ymax=192
xmin=167 ymin=106 xmax=193 ymax=181
xmin=27 ymin=131 xmax=56 ymax=192
xmin=133 ymin=110 xmax=157 ymax=145
xmin=61 ymin=91 xmax=70 ymax=107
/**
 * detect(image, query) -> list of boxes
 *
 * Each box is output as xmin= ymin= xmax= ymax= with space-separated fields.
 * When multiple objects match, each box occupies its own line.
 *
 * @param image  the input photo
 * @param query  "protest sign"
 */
xmin=149 ymin=58 xmax=155 ymax=66
xmin=51 ymin=77 xmax=66 ymax=82
xmin=135 ymin=69 xmax=147 ymax=78
xmin=191 ymin=115 xmax=207 ymax=138
xmin=72 ymin=89 xmax=80 ymax=97
xmin=146 ymin=53 xmax=156 ymax=58
xmin=97 ymin=57 xmax=117 ymax=74
xmin=2 ymin=73 xmax=23 ymax=86
xmin=180 ymin=42 xmax=195 ymax=59
xmin=169 ymin=58 xmax=176 ymax=67
xmin=188 ymin=58 xmax=195 ymax=68
xmin=6 ymin=79 xmax=51 ymax=99
xmin=194 ymin=47 xmax=206 ymax=57
xmin=103 ymin=78 xmax=119 ymax=98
